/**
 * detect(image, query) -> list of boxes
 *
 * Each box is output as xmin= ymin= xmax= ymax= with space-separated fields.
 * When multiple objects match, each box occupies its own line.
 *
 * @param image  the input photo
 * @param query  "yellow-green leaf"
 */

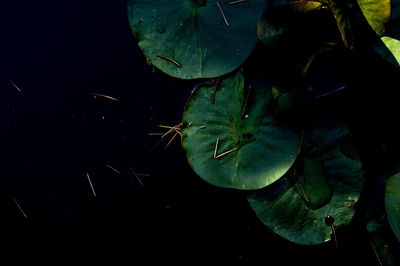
xmin=357 ymin=0 xmax=390 ymax=36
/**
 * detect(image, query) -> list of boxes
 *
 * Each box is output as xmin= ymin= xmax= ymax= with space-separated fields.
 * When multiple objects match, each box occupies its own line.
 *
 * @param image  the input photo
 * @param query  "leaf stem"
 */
xmin=298 ymin=174 xmax=310 ymax=203
xmin=331 ymin=224 xmax=338 ymax=248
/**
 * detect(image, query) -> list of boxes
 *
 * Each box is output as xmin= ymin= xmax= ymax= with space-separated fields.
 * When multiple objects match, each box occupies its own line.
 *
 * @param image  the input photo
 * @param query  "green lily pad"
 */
xmin=376 ymin=36 xmax=400 ymax=67
xmin=297 ymin=157 xmax=333 ymax=209
xmin=367 ymin=220 xmax=399 ymax=265
xmin=127 ymin=0 xmax=266 ymax=79
xmin=357 ymin=0 xmax=390 ymax=36
xmin=383 ymin=35 xmax=400 ymax=63
xmin=371 ymin=1 xmax=400 ymax=67
xmin=386 ymin=0 xmax=400 ymax=34
xmin=247 ymin=122 xmax=363 ymax=245
xmin=385 ymin=172 xmax=400 ymax=242
xmin=182 ymin=71 xmax=300 ymax=190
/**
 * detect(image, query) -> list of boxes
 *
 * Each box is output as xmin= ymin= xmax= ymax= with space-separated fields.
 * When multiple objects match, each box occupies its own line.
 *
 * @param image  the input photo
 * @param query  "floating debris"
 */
xmin=13 ymin=198 xmax=27 ymax=218
xmin=229 ymin=0 xmax=248 ymax=5
xmin=369 ymin=242 xmax=383 ymax=266
xmin=216 ymin=2 xmax=229 ymax=26
xmin=92 ymin=93 xmax=119 ymax=101
xmin=230 ymin=116 xmax=240 ymax=143
xmin=137 ymin=173 xmax=150 ymax=177
xmin=9 ymin=79 xmax=22 ymax=93
xmin=165 ymin=131 xmax=178 ymax=149
xmin=130 ymin=168 xmax=143 ymax=187
xmin=149 ymin=123 xmax=182 ymax=150
xmin=158 ymin=124 xmax=182 ymax=138
xmin=214 ymin=138 xmax=220 ymax=159
xmin=156 ymin=54 xmax=182 ymax=68
xmin=105 ymin=164 xmax=122 ymax=175
xmin=215 ymin=147 xmax=239 ymax=159
xmin=86 ymin=172 xmax=97 ymax=197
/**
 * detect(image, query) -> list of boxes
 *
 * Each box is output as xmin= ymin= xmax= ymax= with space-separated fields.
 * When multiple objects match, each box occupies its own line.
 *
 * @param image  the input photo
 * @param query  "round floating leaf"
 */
xmin=372 ymin=1 xmax=400 ymax=67
xmin=357 ymin=0 xmax=390 ymax=36
xmin=367 ymin=220 xmax=399 ymax=265
xmin=128 ymin=0 xmax=266 ymax=79
xmin=382 ymin=36 xmax=400 ymax=59
xmin=182 ymin=71 xmax=300 ymax=190
xmin=375 ymin=36 xmax=400 ymax=67
xmin=385 ymin=172 xmax=400 ymax=242
xmin=247 ymin=122 xmax=363 ymax=245
xmin=299 ymin=157 xmax=333 ymax=209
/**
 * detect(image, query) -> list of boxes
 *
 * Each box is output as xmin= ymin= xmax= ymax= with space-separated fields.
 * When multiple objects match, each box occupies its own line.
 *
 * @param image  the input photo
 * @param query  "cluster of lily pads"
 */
xmin=128 ymin=0 xmax=400 ymax=262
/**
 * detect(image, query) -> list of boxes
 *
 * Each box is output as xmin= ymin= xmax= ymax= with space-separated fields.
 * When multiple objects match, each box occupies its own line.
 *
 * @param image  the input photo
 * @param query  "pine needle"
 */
xmin=149 ymin=123 xmax=182 ymax=151
xmin=298 ymin=174 xmax=310 ymax=203
xmin=13 ymin=198 xmax=27 ymax=218
xmin=214 ymin=138 xmax=220 ymax=159
xmin=92 ymin=93 xmax=119 ymax=101
xmin=9 ymin=79 xmax=22 ymax=93
xmin=86 ymin=172 xmax=97 ymax=197
xmin=105 ymin=164 xmax=122 ymax=175
xmin=130 ymin=168 xmax=143 ymax=186
xmin=156 ymin=54 xmax=182 ymax=68
xmin=216 ymin=2 xmax=229 ymax=26
xmin=228 ymin=0 xmax=248 ymax=5
xmin=230 ymin=116 xmax=240 ymax=143
xmin=165 ymin=131 xmax=178 ymax=149
xmin=369 ymin=242 xmax=383 ymax=266
xmin=215 ymin=147 xmax=239 ymax=159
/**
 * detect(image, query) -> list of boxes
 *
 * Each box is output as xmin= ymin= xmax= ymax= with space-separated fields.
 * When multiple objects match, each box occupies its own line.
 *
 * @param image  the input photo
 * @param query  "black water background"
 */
xmin=0 ymin=0 xmax=395 ymax=264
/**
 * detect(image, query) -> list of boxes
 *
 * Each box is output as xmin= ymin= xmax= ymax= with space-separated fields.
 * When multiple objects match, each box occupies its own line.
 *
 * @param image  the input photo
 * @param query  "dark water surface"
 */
xmin=0 ymin=0 xmax=390 ymax=264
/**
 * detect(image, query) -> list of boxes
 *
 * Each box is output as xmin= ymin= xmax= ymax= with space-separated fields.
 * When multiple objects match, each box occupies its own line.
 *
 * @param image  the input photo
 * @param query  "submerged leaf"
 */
xmin=297 ymin=157 xmax=332 ymax=209
xmin=182 ymin=71 xmax=300 ymax=190
xmin=128 ymin=0 xmax=266 ymax=79
xmin=326 ymin=0 xmax=356 ymax=49
xmin=257 ymin=0 xmax=341 ymax=104
xmin=257 ymin=1 xmax=327 ymax=49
